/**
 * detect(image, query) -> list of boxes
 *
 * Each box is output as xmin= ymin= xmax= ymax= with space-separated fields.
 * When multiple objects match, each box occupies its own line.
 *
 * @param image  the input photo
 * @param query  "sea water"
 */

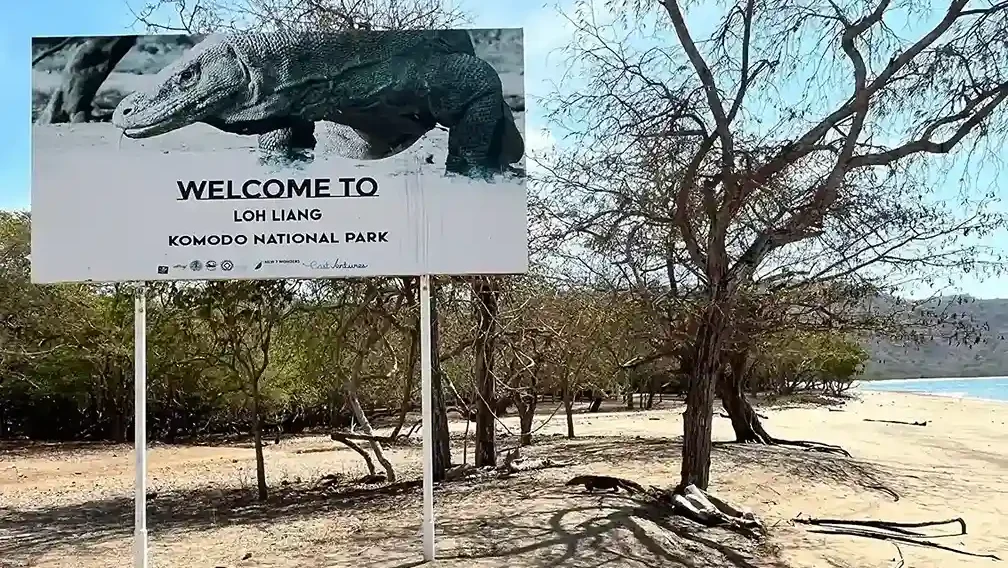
xmin=859 ymin=376 xmax=1008 ymax=402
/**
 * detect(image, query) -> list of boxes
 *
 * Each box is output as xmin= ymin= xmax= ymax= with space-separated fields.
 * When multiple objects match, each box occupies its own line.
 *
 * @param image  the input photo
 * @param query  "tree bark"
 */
xmin=472 ymin=278 xmax=498 ymax=467
xmin=588 ymin=396 xmax=603 ymax=412
xmin=679 ymin=298 xmax=727 ymax=491
xmin=344 ymin=385 xmax=396 ymax=482
xmin=38 ymin=37 xmax=136 ymax=124
xmin=429 ymin=279 xmax=452 ymax=480
xmin=331 ymin=434 xmax=377 ymax=475
xmin=562 ymin=387 xmax=575 ymax=439
xmin=251 ymin=374 xmax=268 ymax=501
xmin=717 ymin=350 xmax=772 ymax=443
xmin=390 ymin=277 xmax=420 ymax=439
xmin=514 ymin=393 xmax=537 ymax=446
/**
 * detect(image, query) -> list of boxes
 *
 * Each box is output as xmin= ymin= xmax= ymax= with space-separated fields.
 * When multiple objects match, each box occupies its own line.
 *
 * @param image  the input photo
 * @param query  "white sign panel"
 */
xmin=30 ymin=29 xmax=528 ymax=283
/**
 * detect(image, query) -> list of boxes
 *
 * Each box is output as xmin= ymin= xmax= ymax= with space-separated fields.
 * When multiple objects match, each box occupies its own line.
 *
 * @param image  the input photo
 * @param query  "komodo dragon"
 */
xmin=110 ymin=29 xmax=524 ymax=179
xmin=566 ymin=475 xmax=646 ymax=494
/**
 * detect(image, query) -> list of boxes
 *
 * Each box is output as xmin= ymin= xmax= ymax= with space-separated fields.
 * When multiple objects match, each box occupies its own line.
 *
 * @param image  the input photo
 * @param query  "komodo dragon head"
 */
xmin=112 ymin=34 xmax=257 ymax=138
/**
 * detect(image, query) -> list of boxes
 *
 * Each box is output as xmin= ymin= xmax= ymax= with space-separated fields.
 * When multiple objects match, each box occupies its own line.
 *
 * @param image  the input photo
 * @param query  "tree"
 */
xmin=472 ymin=276 xmax=500 ymax=466
xmin=180 ymin=280 xmax=297 ymax=501
xmin=34 ymin=37 xmax=137 ymax=124
xmin=541 ymin=0 xmax=1008 ymax=489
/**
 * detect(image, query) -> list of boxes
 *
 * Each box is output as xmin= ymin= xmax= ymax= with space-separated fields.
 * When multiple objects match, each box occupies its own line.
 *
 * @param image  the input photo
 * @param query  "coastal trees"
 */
xmin=540 ymin=0 xmax=1008 ymax=489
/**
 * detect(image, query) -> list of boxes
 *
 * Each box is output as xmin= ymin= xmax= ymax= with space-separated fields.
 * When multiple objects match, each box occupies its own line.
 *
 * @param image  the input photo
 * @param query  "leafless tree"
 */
xmin=128 ymin=0 xmax=465 ymax=33
xmin=538 ymin=0 xmax=1008 ymax=490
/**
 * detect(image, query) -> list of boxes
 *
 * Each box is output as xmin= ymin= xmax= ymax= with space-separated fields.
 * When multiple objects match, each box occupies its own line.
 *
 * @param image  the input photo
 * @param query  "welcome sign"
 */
xmin=30 ymin=29 xmax=528 ymax=283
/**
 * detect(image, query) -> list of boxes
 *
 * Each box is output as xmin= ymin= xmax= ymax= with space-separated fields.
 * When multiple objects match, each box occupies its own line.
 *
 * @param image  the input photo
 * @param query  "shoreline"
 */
xmin=858 ymin=375 xmax=1007 ymax=383
xmin=855 ymin=386 xmax=1008 ymax=405
xmin=854 ymin=375 xmax=1008 ymax=404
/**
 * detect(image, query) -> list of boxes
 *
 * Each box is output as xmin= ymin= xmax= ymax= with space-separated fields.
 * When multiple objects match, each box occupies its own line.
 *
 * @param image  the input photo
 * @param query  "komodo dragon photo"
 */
xmin=110 ymin=29 xmax=525 ymax=179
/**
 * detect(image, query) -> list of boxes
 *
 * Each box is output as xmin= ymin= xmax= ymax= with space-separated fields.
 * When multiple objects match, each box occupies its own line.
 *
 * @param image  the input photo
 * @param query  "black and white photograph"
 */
xmin=31 ymin=29 xmax=526 ymax=180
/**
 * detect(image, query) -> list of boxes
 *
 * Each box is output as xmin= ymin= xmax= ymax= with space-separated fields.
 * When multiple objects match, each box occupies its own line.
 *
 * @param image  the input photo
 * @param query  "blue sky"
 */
xmin=4 ymin=0 xmax=1006 ymax=298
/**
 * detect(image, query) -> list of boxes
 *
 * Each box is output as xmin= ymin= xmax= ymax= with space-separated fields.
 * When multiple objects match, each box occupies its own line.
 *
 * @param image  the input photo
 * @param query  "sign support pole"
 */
xmin=133 ymin=283 xmax=148 ymax=568
xmin=419 ymin=274 xmax=435 ymax=561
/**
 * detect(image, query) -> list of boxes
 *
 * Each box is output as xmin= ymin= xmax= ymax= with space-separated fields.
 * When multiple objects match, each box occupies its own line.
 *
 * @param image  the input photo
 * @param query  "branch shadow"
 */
xmin=0 ymin=478 xmax=423 ymax=557
xmin=429 ymin=494 xmax=791 ymax=568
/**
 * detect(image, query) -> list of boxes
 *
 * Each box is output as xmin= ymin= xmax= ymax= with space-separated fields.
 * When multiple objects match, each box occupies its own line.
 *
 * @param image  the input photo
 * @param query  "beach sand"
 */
xmin=1 ymin=390 xmax=1005 ymax=567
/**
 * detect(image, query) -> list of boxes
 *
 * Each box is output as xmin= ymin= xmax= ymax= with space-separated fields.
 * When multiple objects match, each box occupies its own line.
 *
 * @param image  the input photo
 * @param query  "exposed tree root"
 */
xmin=794 ymin=515 xmax=999 ymax=560
xmin=762 ymin=438 xmax=851 ymax=457
xmin=714 ymin=437 xmax=852 ymax=457
xmin=563 ymin=474 xmax=765 ymax=536
xmin=861 ymin=483 xmax=901 ymax=502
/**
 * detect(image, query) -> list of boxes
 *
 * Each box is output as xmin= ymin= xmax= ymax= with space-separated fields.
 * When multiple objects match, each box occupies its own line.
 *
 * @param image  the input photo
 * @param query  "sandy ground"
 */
xmin=1 ymin=390 xmax=1006 ymax=568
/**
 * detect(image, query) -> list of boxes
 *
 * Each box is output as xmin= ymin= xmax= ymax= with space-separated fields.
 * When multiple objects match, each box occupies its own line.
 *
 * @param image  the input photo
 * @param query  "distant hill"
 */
xmin=862 ymin=296 xmax=1008 ymax=380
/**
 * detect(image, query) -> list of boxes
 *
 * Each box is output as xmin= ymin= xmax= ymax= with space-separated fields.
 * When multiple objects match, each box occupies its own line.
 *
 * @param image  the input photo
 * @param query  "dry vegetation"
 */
xmin=11 ymin=0 xmax=1008 ymax=566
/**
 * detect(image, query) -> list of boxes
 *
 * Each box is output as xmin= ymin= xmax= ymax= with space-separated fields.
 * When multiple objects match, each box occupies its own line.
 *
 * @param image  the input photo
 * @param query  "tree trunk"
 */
xmin=390 ymin=277 xmax=420 ymax=439
xmin=472 ymin=278 xmax=498 ymax=467
xmin=717 ymin=350 xmax=773 ymax=444
xmin=251 ymin=375 xmax=268 ymax=501
xmin=429 ymin=279 xmax=452 ymax=480
xmin=390 ymin=324 xmax=418 ymax=438
xmin=513 ymin=393 xmax=537 ymax=446
xmin=38 ymin=37 xmax=136 ymax=124
xmin=680 ymin=299 xmax=727 ymax=491
xmin=588 ymin=396 xmax=603 ymax=412
xmin=331 ymin=434 xmax=378 ymax=475
xmin=344 ymin=384 xmax=396 ymax=482
xmin=562 ymin=387 xmax=575 ymax=439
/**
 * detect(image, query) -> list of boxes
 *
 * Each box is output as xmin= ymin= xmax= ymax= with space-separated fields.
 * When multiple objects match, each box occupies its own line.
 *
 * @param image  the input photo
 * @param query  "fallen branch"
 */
xmin=794 ymin=515 xmax=965 ymax=536
xmin=806 ymin=527 xmax=1000 ymax=560
xmin=864 ymin=419 xmax=928 ymax=427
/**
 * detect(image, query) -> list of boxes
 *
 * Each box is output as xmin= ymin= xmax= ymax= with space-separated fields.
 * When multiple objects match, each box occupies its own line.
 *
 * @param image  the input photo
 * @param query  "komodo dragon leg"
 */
xmin=257 ymin=118 xmax=317 ymax=167
xmin=423 ymin=53 xmax=526 ymax=179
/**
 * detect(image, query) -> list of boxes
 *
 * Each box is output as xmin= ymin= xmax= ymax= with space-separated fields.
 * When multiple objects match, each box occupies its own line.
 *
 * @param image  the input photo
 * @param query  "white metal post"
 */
xmin=419 ymin=274 xmax=435 ymax=561
xmin=133 ymin=284 xmax=148 ymax=568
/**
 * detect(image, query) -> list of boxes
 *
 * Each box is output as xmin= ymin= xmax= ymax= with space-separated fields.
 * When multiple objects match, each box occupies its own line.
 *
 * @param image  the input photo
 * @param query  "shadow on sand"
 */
xmin=2 ymin=434 xmax=906 ymax=567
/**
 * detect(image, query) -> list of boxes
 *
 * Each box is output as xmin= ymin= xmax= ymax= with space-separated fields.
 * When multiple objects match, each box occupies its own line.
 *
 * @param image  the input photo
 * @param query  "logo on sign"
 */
xmin=206 ymin=260 xmax=217 ymax=271
xmin=221 ymin=260 xmax=234 ymax=271
xmin=157 ymin=265 xmax=169 ymax=274
xmin=189 ymin=260 xmax=203 ymax=271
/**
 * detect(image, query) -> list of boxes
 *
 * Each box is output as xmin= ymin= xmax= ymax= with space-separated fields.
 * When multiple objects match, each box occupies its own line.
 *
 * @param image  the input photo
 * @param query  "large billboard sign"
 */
xmin=30 ymin=29 xmax=528 ymax=283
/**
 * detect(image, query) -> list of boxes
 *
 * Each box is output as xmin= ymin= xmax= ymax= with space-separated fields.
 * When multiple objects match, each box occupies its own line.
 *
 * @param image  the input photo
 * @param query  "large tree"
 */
xmin=540 ymin=0 xmax=1008 ymax=489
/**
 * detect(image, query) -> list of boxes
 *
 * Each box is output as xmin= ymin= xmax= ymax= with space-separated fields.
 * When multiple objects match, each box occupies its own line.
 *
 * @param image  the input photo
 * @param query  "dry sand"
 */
xmin=1 ymin=390 xmax=1005 ymax=568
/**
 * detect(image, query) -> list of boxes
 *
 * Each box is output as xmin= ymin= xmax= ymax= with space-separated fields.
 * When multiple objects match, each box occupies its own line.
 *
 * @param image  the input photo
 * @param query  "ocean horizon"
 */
xmin=858 ymin=376 xmax=1008 ymax=402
